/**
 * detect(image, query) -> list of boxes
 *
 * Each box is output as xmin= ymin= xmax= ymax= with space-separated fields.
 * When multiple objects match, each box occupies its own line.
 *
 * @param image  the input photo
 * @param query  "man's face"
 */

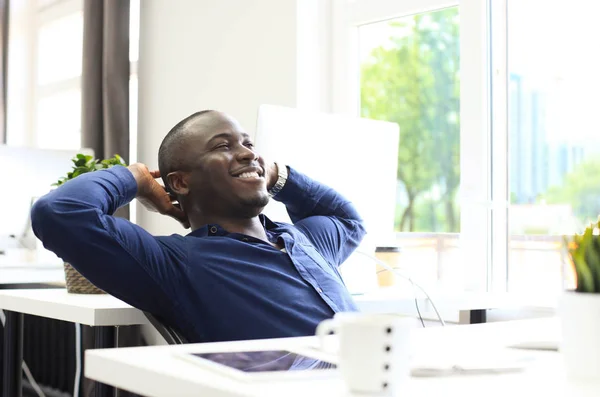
xmin=179 ymin=113 xmax=269 ymax=218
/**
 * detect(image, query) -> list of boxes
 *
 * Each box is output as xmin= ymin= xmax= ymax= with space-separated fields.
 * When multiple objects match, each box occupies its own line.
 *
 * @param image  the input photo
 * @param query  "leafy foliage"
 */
xmin=565 ymin=219 xmax=600 ymax=293
xmin=545 ymin=160 xmax=600 ymax=227
xmin=53 ymin=154 xmax=127 ymax=187
xmin=360 ymin=8 xmax=460 ymax=232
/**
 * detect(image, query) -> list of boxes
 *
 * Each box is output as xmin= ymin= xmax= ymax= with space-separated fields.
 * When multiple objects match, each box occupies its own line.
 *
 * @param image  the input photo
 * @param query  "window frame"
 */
xmin=8 ymin=0 xmax=140 ymax=220
xmin=331 ymin=0 xmax=497 ymax=293
xmin=9 ymin=0 xmax=139 ymax=152
xmin=32 ymin=0 xmax=83 ymax=148
xmin=489 ymin=0 xmax=509 ymax=292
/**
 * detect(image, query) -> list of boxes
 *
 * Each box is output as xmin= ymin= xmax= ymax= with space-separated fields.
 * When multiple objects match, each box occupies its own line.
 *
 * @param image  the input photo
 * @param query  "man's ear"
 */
xmin=166 ymin=171 xmax=190 ymax=195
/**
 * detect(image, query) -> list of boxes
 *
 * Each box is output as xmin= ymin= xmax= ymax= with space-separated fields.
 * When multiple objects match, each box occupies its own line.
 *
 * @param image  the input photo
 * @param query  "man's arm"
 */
xmin=31 ymin=165 xmax=188 ymax=314
xmin=269 ymin=164 xmax=366 ymax=267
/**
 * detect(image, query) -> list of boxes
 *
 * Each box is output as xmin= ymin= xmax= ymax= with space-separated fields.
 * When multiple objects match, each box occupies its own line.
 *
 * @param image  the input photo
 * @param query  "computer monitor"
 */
xmin=254 ymin=104 xmax=399 ymax=254
xmin=0 ymin=145 xmax=93 ymax=241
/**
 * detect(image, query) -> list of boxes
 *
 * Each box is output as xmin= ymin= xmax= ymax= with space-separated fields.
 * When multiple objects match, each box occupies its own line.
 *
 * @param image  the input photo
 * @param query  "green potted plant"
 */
xmin=561 ymin=219 xmax=600 ymax=381
xmin=54 ymin=153 xmax=127 ymax=294
xmin=53 ymin=153 xmax=126 ymax=187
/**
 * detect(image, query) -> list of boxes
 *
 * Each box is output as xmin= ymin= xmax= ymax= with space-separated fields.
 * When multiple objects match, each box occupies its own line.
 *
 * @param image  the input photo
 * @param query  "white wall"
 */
xmin=137 ymin=0 xmax=330 ymax=234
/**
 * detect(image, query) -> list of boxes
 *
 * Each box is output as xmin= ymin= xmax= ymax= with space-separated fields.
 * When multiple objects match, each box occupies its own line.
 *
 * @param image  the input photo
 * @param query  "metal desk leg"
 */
xmin=93 ymin=326 xmax=116 ymax=397
xmin=2 ymin=311 xmax=24 ymax=397
xmin=470 ymin=309 xmax=487 ymax=324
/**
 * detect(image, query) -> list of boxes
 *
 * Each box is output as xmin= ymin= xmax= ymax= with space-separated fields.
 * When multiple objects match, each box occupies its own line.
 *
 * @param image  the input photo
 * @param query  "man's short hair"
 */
xmin=158 ymin=110 xmax=214 ymax=191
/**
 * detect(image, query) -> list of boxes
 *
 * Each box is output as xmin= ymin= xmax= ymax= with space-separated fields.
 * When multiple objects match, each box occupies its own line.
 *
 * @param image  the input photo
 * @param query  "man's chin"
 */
xmin=237 ymin=193 xmax=270 ymax=217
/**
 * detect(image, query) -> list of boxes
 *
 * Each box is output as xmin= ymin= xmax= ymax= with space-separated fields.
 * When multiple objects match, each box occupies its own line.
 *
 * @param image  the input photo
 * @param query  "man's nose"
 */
xmin=236 ymin=145 xmax=258 ymax=162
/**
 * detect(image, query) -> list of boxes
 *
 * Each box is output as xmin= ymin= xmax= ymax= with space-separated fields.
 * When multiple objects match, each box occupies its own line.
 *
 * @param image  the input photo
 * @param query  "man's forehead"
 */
xmin=185 ymin=113 xmax=247 ymax=140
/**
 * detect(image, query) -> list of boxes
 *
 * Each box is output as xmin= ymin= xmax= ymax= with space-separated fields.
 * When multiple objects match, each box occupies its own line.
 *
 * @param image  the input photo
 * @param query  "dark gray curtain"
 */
xmin=0 ymin=0 xmax=8 ymax=144
xmin=82 ymin=0 xmax=130 ymax=165
xmin=82 ymin=0 xmax=130 ymax=218
xmin=81 ymin=2 xmax=141 ymax=397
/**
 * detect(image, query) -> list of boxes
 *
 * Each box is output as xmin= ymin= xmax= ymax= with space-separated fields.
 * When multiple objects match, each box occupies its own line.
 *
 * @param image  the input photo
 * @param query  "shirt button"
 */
xmin=210 ymin=226 xmax=218 ymax=234
xmin=317 ymin=288 xmax=323 ymax=294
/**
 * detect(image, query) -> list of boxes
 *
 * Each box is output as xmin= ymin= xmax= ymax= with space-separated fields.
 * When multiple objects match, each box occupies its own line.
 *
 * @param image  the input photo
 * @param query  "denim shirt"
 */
xmin=31 ymin=166 xmax=366 ymax=342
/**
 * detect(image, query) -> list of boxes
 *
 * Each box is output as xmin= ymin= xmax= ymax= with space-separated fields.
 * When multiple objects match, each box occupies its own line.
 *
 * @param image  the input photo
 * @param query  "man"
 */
xmin=31 ymin=110 xmax=366 ymax=343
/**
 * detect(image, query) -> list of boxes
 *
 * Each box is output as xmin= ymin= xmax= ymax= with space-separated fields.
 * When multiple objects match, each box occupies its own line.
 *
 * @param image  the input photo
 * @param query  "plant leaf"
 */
xmin=584 ymin=234 xmax=600 ymax=292
xmin=573 ymin=226 xmax=596 ymax=292
xmin=52 ymin=153 xmax=128 ymax=188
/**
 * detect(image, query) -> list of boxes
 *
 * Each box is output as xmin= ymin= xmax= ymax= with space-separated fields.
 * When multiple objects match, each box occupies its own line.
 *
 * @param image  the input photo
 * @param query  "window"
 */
xmin=36 ymin=11 xmax=82 ymax=86
xmin=5 ymin=0 xmax=85 ymax=149
xmin=359 ymin=8 xmax=460 ymax=234
xmin=333 ymin=0 xmax=470 ymax=292
xmin=336 ymin=0 xmax=597 ymax=302
xmin=6 ymin=0 xmax=139 ymax=155
xmin=504 ymin=0 xmax=600 ymax=295
xmin=36 ymin=88 xmax=80 ymax=149
xmin=35 ymin=6 xmax=83 ymax=149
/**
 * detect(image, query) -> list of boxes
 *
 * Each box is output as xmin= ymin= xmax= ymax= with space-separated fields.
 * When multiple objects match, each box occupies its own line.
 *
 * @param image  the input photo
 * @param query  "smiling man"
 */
xmin=31 ymin=110 xmax=365 ymax=343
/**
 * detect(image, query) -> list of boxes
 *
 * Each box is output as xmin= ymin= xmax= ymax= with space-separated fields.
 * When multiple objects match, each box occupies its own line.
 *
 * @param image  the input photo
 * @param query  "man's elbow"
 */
xmin=31 ymin=196 xmax=55 ymax=241
xmin=356 ymin=220 xmax=367 ymax=242
xmin=346 ymin=204 xmax=367 ymax=242
xmin=342 ymin=218 xmax=367 ymax=249
xmin=30 ymin=195 xmax=72 ymax=245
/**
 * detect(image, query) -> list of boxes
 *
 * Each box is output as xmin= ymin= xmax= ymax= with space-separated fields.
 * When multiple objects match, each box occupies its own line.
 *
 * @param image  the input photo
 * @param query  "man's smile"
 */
xmin=231 ymin=165 xmax=265 ymax=182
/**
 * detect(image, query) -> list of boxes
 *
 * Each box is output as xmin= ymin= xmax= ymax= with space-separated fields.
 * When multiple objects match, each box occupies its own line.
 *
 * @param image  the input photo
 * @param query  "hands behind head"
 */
xmin=264 ymin=162 xmax=279 ymax=191
xmin=127 ymin=163 xmax=190 ymax=229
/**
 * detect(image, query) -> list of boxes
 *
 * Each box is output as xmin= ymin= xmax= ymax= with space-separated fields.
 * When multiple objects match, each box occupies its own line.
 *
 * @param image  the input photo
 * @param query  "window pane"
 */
xmin=507 ymin=0 xmax=600 ymax=293
xmin=37 ymin=12 xmax=83 ymax=85
xmin=36 ymin=90 xmax=81 ymax=150
xmin=359 ymin=7 xmax=460 ymax=290
xmin=37 ymin=0 xmax=62 ymax=8
xmin=360 ymin=8 xmax=460 ymax=233
xmin=130 ymin=0 xmax=140 ymax=63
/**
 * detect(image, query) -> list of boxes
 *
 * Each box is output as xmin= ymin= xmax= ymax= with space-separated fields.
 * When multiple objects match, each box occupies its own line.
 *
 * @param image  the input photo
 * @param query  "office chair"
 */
xmin=143 ymin=312 xmax=188 ymax=345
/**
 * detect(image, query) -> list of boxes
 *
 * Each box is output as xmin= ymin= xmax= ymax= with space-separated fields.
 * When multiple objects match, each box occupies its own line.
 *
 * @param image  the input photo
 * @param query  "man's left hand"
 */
xmin=264 ymin=162 xmax=279 ymax=191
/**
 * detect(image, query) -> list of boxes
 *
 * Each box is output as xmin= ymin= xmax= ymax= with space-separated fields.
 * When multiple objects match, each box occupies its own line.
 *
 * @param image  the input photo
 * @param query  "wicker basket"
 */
xmin=63 ymin=262 xmax=105 ymax=294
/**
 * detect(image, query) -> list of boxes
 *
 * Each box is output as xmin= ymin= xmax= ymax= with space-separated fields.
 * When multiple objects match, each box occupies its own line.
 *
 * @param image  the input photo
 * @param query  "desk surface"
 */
xmin=85 ymin=318 xmax=598 ymax=397
xmin=0 ymin=288 xmax=147 ymax=326
xmin=354 ymin=288 xmax=556 ymax=317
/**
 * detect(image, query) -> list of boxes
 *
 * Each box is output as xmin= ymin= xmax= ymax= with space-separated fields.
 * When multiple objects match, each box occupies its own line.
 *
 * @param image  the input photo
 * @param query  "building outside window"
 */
xmin=334 ymin=0 xmax=600 ymax=301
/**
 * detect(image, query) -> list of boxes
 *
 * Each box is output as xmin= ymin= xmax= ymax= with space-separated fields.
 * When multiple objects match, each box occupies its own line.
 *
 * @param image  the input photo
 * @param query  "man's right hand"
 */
xmin=127 ymin=163 xmax=190 ymax=228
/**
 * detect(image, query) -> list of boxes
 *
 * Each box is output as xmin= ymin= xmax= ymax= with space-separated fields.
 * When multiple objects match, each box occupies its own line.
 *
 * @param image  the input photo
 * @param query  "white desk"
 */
xmin=354 ymin=288 xmax=556 ymax=323
xmin=0 ymin=288 xmax=146 ymax=325
xmin=0 ymin=289 xmax=147 ymax=397
xmin=85 ymin=318 xmax=600 ymax=397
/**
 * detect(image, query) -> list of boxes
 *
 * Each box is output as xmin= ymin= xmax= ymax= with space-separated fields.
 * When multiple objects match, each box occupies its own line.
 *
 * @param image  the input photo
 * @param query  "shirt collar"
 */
xmin=187 ymin=214 xmax=280 ymax=238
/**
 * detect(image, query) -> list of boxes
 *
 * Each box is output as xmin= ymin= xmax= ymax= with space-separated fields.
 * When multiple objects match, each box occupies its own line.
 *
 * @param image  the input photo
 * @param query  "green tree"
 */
xmin=361 ymin=8 xmax=460 ymax=232
xmin=426 ymin=10 xmax=460 ymax=232
xmin=361 ymin=21 xmax=436 ymax=231
xmin=545 ymin=160 xmax=600 ymax=225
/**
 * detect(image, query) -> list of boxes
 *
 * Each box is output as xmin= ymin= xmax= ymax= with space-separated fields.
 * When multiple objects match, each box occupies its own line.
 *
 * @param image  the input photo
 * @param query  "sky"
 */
xmin=509 ymin=0 xmax=600 ymax=144
xmin=357 ymin=0 xmax=600 ymax=144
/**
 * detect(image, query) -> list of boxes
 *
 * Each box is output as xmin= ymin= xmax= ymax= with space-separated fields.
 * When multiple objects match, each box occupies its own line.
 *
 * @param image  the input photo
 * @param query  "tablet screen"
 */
xmin=189 ymin=350 xmax=336 ymax=373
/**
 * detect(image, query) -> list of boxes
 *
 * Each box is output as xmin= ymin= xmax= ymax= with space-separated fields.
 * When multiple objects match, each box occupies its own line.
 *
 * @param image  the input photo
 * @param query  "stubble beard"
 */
xmin=235 ymin=192 xmax=270 ymax=218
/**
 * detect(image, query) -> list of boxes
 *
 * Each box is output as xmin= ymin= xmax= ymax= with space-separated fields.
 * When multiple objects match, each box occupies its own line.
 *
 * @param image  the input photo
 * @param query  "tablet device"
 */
xmin=175 ymin=349 xmax=338 ymax=382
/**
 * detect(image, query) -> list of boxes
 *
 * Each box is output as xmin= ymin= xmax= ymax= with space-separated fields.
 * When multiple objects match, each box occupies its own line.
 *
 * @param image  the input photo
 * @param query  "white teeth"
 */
xmin=237 ymin=172 xmax=260 ymax=179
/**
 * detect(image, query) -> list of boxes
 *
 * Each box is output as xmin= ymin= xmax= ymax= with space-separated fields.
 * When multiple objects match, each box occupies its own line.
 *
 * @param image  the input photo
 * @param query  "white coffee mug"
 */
xmin=316 ymin=313 xmax=415 ymax=396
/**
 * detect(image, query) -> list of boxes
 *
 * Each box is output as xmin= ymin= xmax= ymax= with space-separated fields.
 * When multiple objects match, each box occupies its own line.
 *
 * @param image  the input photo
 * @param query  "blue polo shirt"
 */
xmin=31 ymin=166 xmax=365 ymax=342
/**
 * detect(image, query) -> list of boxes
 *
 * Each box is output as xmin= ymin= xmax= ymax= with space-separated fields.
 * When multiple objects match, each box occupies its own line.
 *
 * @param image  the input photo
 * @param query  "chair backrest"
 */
xmin=143 ymin=312 xmax=188 ymax=345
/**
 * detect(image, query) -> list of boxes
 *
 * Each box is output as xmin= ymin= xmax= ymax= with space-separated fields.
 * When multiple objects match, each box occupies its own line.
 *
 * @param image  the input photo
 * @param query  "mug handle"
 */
xmin=315 ymin=318 xmax=339 ymax=351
